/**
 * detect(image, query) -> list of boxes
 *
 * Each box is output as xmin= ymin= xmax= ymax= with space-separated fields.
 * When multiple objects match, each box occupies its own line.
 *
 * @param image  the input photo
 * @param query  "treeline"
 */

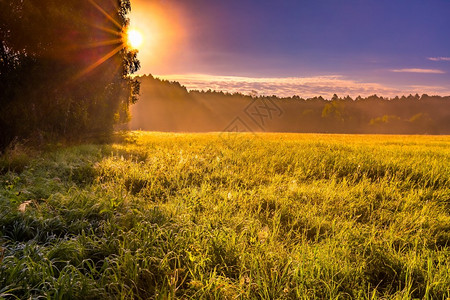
xmin=0 ymin=0 xmax=140 ymax=152
xmin=130 ymin=75 xmax=450 ymax=134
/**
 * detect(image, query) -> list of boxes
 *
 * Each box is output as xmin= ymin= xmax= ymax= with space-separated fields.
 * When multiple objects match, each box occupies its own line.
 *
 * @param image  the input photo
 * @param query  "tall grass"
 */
xmin=1 ymin=132 xmax=449 ymax=299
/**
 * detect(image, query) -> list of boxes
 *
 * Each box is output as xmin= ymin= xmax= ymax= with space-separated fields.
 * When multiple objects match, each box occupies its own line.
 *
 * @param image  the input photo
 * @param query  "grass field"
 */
xmin=1 ymin=132 xmax=449 ymax=299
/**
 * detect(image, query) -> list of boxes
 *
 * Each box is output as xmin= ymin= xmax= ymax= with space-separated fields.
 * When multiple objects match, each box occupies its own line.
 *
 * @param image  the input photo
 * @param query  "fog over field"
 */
xmin=130 ymin=75 xmax=450 ymax=135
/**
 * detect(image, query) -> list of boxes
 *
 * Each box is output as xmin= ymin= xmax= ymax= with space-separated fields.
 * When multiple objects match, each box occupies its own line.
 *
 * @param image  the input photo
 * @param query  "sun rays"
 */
xmin=72 ymin=0 xmax=184 ymax=81
xmin=72 ymin=0 xmax=139 ymax=81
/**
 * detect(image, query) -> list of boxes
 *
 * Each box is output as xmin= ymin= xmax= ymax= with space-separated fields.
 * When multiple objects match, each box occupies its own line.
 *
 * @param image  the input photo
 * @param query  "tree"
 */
xmin=0 ymin=0 xmax=140 ymax=151
xmin=331 ymin=94 xmax=339 ymax=101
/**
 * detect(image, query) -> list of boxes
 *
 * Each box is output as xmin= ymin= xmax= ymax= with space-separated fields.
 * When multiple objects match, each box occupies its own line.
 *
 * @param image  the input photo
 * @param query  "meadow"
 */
xmin=0 ymin=132 xmax=449 ymax=299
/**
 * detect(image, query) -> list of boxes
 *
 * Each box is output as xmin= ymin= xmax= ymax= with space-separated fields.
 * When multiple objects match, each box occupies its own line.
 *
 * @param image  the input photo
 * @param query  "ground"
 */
xmin=1 ymin=132 xmax=449 ymax=299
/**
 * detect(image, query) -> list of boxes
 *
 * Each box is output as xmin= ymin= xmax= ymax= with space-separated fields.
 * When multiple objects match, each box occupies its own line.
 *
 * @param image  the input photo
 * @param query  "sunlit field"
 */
xmin=1 ymin=132 xmax=449 ymax=299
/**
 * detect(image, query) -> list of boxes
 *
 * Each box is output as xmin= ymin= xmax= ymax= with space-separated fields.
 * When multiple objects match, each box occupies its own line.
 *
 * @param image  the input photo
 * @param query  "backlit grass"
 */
xmin=1 ymin=132 xmax=449 ymax=299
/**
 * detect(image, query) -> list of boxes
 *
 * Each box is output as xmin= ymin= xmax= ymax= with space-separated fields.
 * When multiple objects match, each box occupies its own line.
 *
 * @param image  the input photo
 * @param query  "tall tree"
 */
xmin=0 ymin=0 xmax=140 ymax=151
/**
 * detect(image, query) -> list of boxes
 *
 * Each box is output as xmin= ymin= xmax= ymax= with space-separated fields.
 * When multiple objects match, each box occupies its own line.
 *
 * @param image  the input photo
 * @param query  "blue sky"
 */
xmin=131 ymin=0 xmax=450 ymax=97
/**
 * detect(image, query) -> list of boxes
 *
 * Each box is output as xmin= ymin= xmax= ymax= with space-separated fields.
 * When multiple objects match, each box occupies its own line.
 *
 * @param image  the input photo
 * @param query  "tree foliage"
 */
xmin=0 ymin=0 xmax=140 ymax=151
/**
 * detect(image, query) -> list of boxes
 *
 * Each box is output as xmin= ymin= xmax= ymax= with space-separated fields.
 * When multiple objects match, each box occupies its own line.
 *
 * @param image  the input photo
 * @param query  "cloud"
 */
xmin=391 ymin=68 xmax=445 ymax=74
xmin=155 ymin=74 xmax=450 ymax=98
xmin=428 ymin=57 xmax=450 ymax=62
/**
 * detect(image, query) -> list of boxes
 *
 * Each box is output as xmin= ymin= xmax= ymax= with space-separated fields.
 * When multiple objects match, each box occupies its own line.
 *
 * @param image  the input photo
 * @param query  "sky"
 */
xmin=129 ymin=0 xmax=450 ymax=98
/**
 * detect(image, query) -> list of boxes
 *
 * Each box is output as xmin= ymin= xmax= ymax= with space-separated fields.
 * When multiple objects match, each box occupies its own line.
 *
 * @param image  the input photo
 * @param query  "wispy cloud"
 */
xmin=156 ymin=74 xmax=450 ymax=98
xmin=391 ymin=68 xmax=445 ymax=74
xmin=427 ymin=57 xmax=450 ymax=62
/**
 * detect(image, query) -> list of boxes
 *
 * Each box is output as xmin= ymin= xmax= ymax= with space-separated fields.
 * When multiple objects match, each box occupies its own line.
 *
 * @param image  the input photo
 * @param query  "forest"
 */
xmin=130 ymin=75 xmax=450 ymax=135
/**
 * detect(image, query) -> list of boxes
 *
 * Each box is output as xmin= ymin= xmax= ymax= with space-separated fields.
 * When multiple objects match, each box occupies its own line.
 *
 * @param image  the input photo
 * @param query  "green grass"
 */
xmin=1 ymin=132 xmax=449 ymax=299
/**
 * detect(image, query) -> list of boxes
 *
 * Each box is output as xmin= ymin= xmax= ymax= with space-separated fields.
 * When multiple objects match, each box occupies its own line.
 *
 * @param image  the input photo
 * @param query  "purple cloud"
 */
xmin=428 ymin=57 xmax=450 ymax=62
xmin=156 ymin=74 xmax=450 ymax=98
xmin=391 ymin=68 xmax=445 ymax=74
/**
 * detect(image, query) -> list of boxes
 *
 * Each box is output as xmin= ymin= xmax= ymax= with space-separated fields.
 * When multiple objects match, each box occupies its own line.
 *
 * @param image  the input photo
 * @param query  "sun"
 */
xmin=125 ymin=28 xmax=143 ymax=50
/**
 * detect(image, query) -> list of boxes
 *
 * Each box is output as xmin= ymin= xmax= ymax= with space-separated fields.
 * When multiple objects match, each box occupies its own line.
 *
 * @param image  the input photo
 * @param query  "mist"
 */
xmin=130 ymin=75 xmax=450 ymax=135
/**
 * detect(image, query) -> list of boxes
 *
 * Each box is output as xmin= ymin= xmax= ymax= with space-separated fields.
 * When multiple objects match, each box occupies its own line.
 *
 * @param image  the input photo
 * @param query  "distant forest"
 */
xmin=130 ymin=75 xmax=450 ymax=134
